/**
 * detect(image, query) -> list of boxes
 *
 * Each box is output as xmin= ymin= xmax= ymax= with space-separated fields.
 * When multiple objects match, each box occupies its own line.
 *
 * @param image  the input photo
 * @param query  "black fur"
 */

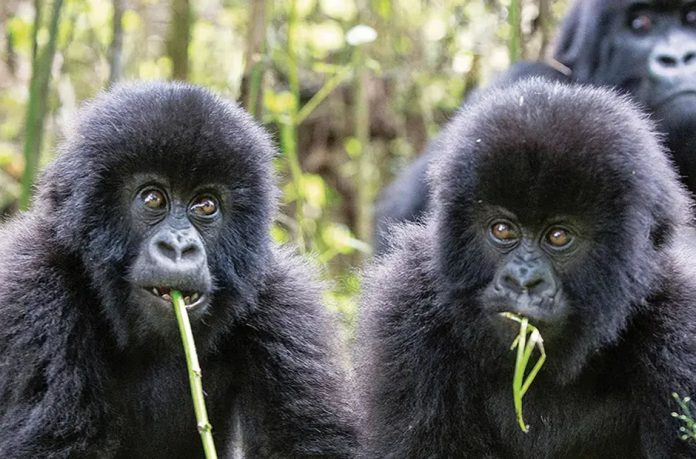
xmin=374 ymin=0 xmax=696 ymax=254
xmin=358 ymin=80 xmax=696 ymax=458
xmin=0 ymin=82 xmax=357 ymax=458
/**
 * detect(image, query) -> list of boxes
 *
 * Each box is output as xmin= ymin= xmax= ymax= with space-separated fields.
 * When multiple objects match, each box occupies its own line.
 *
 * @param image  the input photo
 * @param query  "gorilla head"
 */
xmin=38 ymin=82 xmax=276 ymax=348
xmin=430 ymin=78 xmax=689 ymax=380
xmin=555 ymin=0 xmax=696 ymax=190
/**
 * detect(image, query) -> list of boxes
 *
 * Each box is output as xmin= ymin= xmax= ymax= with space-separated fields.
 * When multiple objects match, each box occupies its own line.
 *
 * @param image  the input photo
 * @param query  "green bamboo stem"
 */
xmin=171 ymin=290 xmax=218 ymax=459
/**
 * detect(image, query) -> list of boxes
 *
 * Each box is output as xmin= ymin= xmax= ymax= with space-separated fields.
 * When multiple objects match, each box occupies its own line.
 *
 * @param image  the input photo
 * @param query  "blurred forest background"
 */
xmin=0 ymin=0 xmax=569 ymax=331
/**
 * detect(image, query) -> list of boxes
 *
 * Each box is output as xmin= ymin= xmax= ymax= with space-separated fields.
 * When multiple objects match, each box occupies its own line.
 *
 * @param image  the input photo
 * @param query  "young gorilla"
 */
xmin=374 ymin=0 xmax=696 ymax=254
xmin=0 ymin=82 xmax=357 ymax=458
xmin=358 ymin=80 xmax=696 ymax=458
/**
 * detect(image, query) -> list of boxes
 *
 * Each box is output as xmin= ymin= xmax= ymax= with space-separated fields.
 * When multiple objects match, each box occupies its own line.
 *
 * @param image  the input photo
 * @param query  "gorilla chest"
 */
xmin=107 ymin=358 xmax=237 ymax=458
xmin=484 ymin=382 xmax=640 ymax=458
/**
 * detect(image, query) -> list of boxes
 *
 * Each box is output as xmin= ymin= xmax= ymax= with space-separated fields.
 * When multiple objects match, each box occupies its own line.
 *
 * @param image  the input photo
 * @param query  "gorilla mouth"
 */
xmin=653 ymin=88 xmax=696 ymax=110
xmin=145 ymin=286 xmax=205 ymax=309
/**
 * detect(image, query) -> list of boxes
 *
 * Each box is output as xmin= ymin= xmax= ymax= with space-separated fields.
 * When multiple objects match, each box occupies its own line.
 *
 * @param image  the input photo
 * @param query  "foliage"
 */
xmin=0 ymin=0 xmax=569 ymax=326
xmin=672 ymin=393 xmax=696 ymax=442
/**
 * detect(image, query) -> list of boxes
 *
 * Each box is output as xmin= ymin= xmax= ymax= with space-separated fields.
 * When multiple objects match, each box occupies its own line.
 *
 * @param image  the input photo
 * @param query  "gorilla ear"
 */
xmin=647 ymin=180 xmax=692 ymax=249
xmin=553 ymin=0 xmax=603 ymax=81
xmin=34 ymin=165 xmax=72 ymax=214
xmin=33 ymin=163 xmax=90 ymax=250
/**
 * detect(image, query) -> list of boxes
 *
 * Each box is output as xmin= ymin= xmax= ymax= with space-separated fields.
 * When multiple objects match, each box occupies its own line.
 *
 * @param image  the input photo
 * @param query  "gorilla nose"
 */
xmin=497 ymin=265 xmax=555 ymax=298
xmin=150 ymin=230 xmax=205 ymax=267
xmin=650 ymin=41 xmax=696 ymax=77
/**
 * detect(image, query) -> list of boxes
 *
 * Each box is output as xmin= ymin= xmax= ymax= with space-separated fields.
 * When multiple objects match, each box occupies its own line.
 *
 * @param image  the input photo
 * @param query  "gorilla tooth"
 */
xmin=162 ymin=294 xmax=171 ymax=301
xmin=192 ymin=293 xmax=199 ymax=302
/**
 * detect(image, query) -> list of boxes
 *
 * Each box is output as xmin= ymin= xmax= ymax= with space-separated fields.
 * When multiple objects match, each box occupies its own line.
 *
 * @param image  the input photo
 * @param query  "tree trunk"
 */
xmin=167 ymin=0 xmax=192 ymax=81
xmin=109 ymin=0 xmax=125 ymax=85
xmin=537 ymin=0 xmax=552 ymax=58
xmin=241 ymin=0 xmax=268 ymax=120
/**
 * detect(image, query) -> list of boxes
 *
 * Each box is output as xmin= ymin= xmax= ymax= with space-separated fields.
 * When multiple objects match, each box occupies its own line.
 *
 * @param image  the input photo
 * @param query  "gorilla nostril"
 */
xmin=657 ymin=55 xmax=678 ymax=67
xmin=523 ymin=277 xmax=541 ymax=288
xmin=181 ymin=244 xmax=199 ymax=260
xmin=522 ymin=277 xmax=545 ymax=292
xmin=156 ymin=240 xmax=177 ymax=261
xmin=502 ymin=274 xmax=517 ymax=287
xmin=685 ymin=52 xmax=696 ymax=65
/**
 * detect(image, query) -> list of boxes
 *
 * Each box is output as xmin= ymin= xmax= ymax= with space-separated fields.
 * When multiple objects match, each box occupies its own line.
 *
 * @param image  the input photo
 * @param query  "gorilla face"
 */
xmin=125 ymin=174 xmax=220 ymax=324
xmin=479 ymin=217 xmax=573 ymax=342
xmin=599 ymin=1 xmax=696 ymax=111
xmin=38 ymin=82 xmax=276 ymax=347
xmin=557 ymin=1 xmax=696 ymax=112
xmin=431 ymin=80 xmax=689 ymax=377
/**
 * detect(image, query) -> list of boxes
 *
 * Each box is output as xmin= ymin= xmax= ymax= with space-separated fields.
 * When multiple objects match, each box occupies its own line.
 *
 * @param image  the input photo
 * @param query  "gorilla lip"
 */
xmin=654 ymin=88 xmax=696 ymax=110
xmin=146 ymin=286 xmax=205 ymax=309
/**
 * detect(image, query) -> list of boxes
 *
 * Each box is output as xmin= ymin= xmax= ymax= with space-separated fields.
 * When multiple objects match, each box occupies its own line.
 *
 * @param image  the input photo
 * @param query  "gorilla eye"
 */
xmin=545 ymin=227 xmax=573 ymax=249
xmin=490 ymin=222 xmax=519 ymax=242
xmin=141 ymin=189 xmax=166 ymax=210
xmin=628 ymin=12 xmax=653 ymax=33
xmin=190 ymin=196 xmax=218 ymax=217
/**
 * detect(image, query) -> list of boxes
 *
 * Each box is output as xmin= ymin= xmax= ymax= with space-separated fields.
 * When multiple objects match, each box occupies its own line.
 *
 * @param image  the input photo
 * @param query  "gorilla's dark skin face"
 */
xmin=126 ymin=174 xmax=222 ymax=330
xmin=593 ymin=1 xmax=696 ymax=109
xmin=480 ymin=215 xmax=574 ymax=341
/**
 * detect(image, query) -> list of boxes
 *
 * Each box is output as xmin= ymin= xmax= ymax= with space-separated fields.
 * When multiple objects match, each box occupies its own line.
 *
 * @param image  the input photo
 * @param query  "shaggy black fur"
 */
xmin=358 ymin=80 xmax=696 ymax=458
xmin=374 ymin=0 xmax=696 ymax=254
xmin=0 ymin=82 xmax=357 ymax=458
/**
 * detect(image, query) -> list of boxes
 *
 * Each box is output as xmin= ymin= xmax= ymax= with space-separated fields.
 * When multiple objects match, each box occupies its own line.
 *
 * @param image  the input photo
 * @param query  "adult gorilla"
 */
xmin=0 ymin=82 xmax=357 ymax=458
xmin=374 ymin=0 xmax=696 ymax=254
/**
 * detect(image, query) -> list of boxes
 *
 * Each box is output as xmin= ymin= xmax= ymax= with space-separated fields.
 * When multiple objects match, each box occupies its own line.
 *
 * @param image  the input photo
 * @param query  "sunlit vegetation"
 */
xmin=0 ymin=0 xmax=569 ymax=328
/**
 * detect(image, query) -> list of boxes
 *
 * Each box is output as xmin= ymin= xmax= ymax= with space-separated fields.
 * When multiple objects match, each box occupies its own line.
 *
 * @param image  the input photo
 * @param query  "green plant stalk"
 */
xmin=20 ymin=0 xmax=64 ymax=210
xmin=171 ymin=290 xmax=218 ymax=459
xmin=283 ymin=0 xmax=306 ymax=250
xmin=512 ymin=316 xmax=528 ymax=432
xmin=507 ymin=0 xmax=522 ymax=63
xmin=296 ymin=66 xmax=352 ymax=125
xmin=243 ymin=0 xmax=268 ymax=120
xmin=353 ymin=46 xmax=372 ymax=245
xmin=500 ymin=312 xmax=547 ymax=433
xmin=520 ymin=330 xmax=545 ymax=397
xmin=247 ymin=61 xmax=264 ymax=119
xmin=280 ymin=121 xmax=305 ymax=250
